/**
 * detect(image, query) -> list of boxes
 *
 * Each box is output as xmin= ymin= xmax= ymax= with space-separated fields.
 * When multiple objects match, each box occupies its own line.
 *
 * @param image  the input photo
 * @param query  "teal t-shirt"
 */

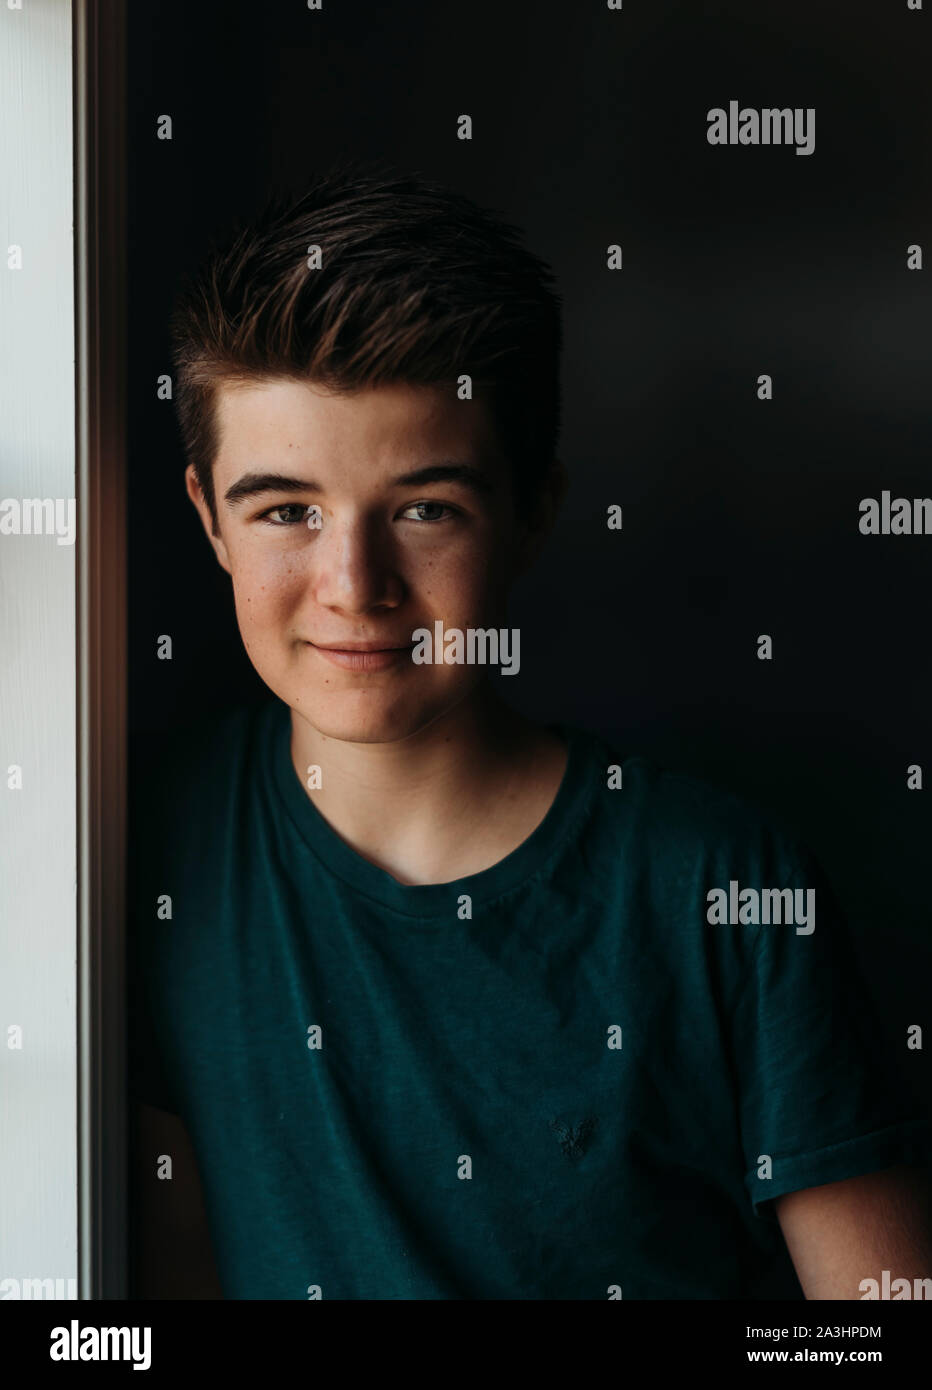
xmin=128 ymin=697 xmax=929 ymax=1300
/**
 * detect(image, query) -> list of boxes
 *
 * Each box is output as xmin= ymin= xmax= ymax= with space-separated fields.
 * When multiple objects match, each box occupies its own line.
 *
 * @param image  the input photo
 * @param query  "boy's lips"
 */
xmin=311 ymin=640 xmax=413 ymax=651
xmin=305 ymin=639 xmax=415 ymax=672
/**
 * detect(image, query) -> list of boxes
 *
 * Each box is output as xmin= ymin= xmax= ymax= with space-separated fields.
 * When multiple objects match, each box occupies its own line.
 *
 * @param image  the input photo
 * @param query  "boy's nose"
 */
xmin=311 ymin=519 xmax=404 ymax=613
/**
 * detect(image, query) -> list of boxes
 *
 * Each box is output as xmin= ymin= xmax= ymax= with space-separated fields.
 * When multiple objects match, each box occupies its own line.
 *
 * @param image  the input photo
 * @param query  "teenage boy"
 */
xmin=129 ymin=167 xmax=931 ymax=1300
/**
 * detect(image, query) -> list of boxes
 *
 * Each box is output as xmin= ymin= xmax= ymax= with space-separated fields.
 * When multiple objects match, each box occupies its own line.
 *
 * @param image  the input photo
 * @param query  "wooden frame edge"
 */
xmin=74 ymin=0 xmax=129 ymax=1301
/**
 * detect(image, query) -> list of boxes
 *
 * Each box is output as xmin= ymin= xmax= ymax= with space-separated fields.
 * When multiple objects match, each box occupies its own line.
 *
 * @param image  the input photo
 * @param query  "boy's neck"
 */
xmin=288 ymin=686 xmax=569 ymax=886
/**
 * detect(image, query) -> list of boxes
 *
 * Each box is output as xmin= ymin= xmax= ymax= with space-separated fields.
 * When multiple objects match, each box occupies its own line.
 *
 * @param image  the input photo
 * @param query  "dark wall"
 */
xmin=127 ymin=1 xmax=931 ymax=1115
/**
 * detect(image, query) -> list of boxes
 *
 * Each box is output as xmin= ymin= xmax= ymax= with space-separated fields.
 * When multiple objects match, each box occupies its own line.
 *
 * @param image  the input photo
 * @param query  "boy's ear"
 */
xmin=513 ymin=457 xmax=567 ymax=577
xmin=185 ymin=464 xmax=232 ymax=575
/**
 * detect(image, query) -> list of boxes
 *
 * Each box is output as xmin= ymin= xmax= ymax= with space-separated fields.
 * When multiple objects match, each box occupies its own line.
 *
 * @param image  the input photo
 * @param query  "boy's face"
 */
xmin=186 ymin=378 xmax=559 ymax=744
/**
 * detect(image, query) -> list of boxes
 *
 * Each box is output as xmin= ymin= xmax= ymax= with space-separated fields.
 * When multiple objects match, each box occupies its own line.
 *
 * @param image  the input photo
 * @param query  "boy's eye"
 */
xmin=399 ymin=501 xmax=456 ymax=522
xmin=259 ymin=503 xmax=314 ymax=526
xmin=257 ymin=500 xmax=458 ymax=527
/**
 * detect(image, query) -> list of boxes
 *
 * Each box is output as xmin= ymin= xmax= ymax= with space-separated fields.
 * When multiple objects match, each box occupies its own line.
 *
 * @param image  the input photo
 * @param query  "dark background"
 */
xmin=127 ymin=0 xmax=931 ymax=1117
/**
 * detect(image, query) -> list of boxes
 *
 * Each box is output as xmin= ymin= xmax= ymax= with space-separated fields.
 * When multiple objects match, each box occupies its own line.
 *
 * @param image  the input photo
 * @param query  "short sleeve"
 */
xmin=732 ymin=842 xmax=932 ymax=1217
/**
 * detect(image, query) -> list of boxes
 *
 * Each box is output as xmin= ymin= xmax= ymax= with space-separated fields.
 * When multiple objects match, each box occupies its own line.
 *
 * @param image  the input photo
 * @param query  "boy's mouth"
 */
xmin=305 ymin=640 xmax=415 ymax=672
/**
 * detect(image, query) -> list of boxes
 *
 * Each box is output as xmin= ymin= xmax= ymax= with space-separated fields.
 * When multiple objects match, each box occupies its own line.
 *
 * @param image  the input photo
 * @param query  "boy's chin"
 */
xmin=289 ymin=690 xmax=464 ymax=746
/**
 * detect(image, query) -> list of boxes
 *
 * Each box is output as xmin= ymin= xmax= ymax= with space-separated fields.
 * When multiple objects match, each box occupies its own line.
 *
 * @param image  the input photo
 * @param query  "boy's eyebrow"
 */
xmin=393 ymin=463 xmax=494 ymax=494
xmin=223 ymin=462 xmax=494 ymax=508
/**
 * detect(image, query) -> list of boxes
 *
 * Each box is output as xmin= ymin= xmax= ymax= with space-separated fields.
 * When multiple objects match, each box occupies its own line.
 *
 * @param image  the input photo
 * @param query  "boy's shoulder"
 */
xmin=131 ymin=695 xmax=276 ymax=766
xmin=571 ymin=722 xmax=814 ymax=877
xmin=128 ymin=697 xmax=279 ymax=836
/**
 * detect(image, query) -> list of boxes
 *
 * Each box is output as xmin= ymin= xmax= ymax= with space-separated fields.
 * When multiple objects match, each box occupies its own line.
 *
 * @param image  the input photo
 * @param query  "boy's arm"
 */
xmin=774 ymin=1163 xmax=932 ymax=1299
xmin=132 ymin=1102 xmax=225 ymax=1299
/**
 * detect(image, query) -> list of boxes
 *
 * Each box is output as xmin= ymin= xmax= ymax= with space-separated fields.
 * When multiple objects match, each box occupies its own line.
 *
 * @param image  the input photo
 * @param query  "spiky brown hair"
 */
xmin=168 ymin=161 xmax=563 ymax=530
